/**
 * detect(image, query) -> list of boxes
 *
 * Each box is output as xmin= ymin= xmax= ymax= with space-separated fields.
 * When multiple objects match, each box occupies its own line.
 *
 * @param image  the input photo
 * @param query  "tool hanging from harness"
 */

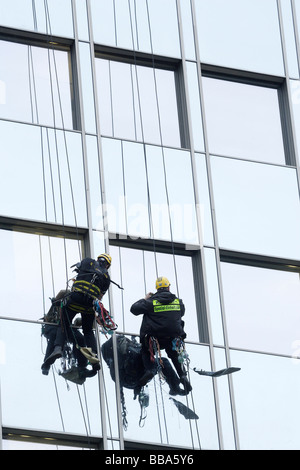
xmin=172 ymin=337 xmax=190 ymax=366
xmin=94 ymin=299 xmax=118 ymax=336
xmin=138 ymin=386 xmax=149 ymax=427
xmin=148 ymin=336 xmax=165 ymax=384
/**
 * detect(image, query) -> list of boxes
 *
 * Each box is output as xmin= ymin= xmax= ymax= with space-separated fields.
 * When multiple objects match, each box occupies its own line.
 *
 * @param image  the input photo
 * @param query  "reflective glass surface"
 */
xmin=0 ymin=0 xmax=74 ymax=37
xmin=109 ymin=245 xmax=199 ymax=343
xmin=95 ymin=59 xmax=181 ymax=148
xmin=0 ymin=40 xmax=73 ymax=129
xmin=211 ymin=156 xmax=300 ymax=259
xmin=202 ymin=77 xmax=285 ymax=164
xmin=0 ymin=121 xmax=87 ymax=227
xmin=194 ymin=154 xmax=214 ymax=246
xmin=0 ymin=320 xmax=102 ymax=435
xmin=79 ymin=42 xmax=97 ymax=134
xmin=0 ymin=321 xmax=219 ymax=449
xmin=281 ymin=0 xmax=299 ymax=79
xmin=0 ymin=230 xmax=82 ymax=321
xmin=185 ymin=62 xmax=205 ymax=152
xmin=290 ymin=78 xmax=300 ymax=160
xmin=101 ymin=138 xmax=198 ymax=245
xmin=194 ymin=0 xmax=284 ymax=76
xmin=86 ymin=135 xmax=103 ymax=231
xmin=101 ymin=336 xmax=218 ymax=449
xmin=221 ymin=262 xmax=300 ymax=356
xmin=203 ymin=249 xmax=224 ymax=347
xmin=90 ymin=0 xmax=180 ymax=57
xmin=230 ymin=349 xmax=300 ymax=449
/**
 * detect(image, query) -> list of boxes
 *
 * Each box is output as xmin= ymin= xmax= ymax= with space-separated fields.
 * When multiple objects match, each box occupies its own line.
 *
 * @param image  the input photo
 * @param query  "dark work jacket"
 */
xmin=130 ymin=290 xmax=186 ymax=340
xmin=74 ymin=257 xmax=110 ymax=295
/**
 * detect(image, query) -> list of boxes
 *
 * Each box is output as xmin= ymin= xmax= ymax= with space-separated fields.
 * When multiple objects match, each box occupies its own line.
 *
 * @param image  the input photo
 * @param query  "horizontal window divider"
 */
xmin=0 ymin=215 xmax=88 ymax=240
xmin=0 ymin=25 xmax=73 ymax=50
xmin=220 ymin=248 xmax=300 ymax=272
xmin=108 ymin=232 xmax=200 ymax=256
xmin=2 ymin=426 xmax=102 ymax=450
xmin=94 ymin=43 xmax=180 ymax=70
xmin=201 ymin=62 xmax=285 ymax=89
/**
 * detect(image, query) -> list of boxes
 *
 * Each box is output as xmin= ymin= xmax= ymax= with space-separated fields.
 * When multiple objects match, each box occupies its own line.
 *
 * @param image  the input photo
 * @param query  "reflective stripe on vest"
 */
xmin=153 ymin=298 xmax=180 ymax=312
xmin=72 ymin=280 xmax=101 ymax=298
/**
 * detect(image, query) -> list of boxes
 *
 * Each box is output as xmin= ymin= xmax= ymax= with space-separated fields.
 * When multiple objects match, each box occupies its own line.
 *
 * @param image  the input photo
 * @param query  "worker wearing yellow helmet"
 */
xmin=130 ymin=276 xmax=192 ymax=394
xmin=42 ymin=253 xmax=112 ymax=370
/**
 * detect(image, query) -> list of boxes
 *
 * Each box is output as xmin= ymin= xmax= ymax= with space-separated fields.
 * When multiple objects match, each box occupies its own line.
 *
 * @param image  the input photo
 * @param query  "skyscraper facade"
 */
xmin=1 ymin=0 xmax=300 ymax=451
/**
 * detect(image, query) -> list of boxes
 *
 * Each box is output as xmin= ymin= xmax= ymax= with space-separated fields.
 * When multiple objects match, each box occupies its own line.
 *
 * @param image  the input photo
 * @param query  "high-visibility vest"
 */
xmin=153 ymin=298 xmax=180 ymax=313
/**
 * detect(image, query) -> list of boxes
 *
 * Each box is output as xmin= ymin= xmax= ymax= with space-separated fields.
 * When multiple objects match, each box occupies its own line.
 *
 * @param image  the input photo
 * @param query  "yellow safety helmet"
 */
xmin=155 ymin=276 xmax=170 ymax=290
xmin=97 ymin=253 xmax=112 ymax=268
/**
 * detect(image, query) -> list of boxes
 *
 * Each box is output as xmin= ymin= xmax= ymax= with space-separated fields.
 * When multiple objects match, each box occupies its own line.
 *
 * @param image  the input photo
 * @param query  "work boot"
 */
xmin=41 ymin=364 xmax=50 ymax=376
xmin=138 ymin=370 xmax=155 ymax=387
xmin=169 ymin=384 xmax=188 ymax=396
xmin=43 ymin=346 xmax=63 ymax=367
xmin=80 ymin=347 xmax=100 ymax=364
xmin=180 ymin=376 xmax=192 ymax=394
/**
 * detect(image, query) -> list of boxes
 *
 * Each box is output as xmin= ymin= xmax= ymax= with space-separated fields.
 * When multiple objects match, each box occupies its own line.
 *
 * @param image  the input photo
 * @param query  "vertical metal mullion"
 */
xmin=85 ymin=0 xmax=125 ymax=451
xmin=278 ymin=0 xmax=300 ymax=248
xmin=189 ymin=0 xmax=241 ymax=451
xmin=176 ymin=0 xmax=226 ymax=450
xmin=277 ymin=0 xmax=299 ymax=166
xmin=71 ymin=0 xmax=110 ymax=450
xmin=0 ymin=378 xmax=3 ymax=450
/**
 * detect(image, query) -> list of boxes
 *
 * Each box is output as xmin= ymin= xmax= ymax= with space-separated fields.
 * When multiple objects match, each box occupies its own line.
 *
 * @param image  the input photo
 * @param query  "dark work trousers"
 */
xmin=42 ymin=324 xmax=87 ymax=369
xmin=54 ymin=291 xmax=98 ymax=355
xmin=141 ymin=336 xmax=185 ymax=379
xmin=43 ymin=325 xmax=57 ymax=362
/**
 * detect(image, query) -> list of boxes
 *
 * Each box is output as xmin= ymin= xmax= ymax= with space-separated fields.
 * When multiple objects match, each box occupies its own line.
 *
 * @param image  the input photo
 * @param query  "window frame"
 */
xmin=94 ymin=45 xmax=190 ymax=149
xmin=201 ymin=64 xmax=296 ymax=166
xmin=109 ymin=234 xmax=209 ymax=343
xmin=0 ymin=26 xmax=80 ymax=130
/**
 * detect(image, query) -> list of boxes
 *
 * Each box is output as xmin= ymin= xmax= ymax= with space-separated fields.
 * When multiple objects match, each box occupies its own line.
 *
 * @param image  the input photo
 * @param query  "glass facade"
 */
xmin=1 ymin=0 xmax=300 ymax=451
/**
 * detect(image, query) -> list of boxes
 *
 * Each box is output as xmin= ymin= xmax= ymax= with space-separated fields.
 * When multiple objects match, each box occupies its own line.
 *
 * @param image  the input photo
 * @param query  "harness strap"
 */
xmin=72 ymin=279 xmax=101 ymax=299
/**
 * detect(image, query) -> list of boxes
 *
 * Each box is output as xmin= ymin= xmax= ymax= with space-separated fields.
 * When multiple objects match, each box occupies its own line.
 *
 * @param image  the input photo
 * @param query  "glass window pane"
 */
xmin=101 ymin=138 xmax=128 ymax=235
xmin=101 ymin=336 xmax=218 ymax=449
xmin=0 ymin=121 xmax=87 ymax=227
xmin=123 ymin=141 xmax=150 ymax=238
xmin=203 ymin=249 xmax=224 ymax=346
xmin=230 ymin=349 xmax=300 ymax=449
xmin=195 ymin=154 xmax=214 ymax=246
xmin=145 ymin=145 xmax=171 ymax=240
xmin=186 ymin=61 xmax=205 ymax=152
xmin=0 ymin=320 xmax=102 ymax=435
xmin=74 ymin=0 xmax=89 ymax=41
xmin=163 ymin=148 xmax=198 ymax=245
xmin=91 ymin=0 xmax=180 ymax=57
xmin=202 ymin=77 xmax=285 ymax=164
xmin=0 ymin=0 xmax=34 ymax=32
xmin=0 ymin=230 xmax=82 ymax=321
xmin=221 ymin=262 xmax=300 ymax=356
xmin=109 ymin=246 xmax=199 ymax=343
xmin=290 ymin=78 xmax=300 ymax=161
xmin=86 ymin=135 xmax=103 ymax=231
xmin=211 ymin=157 xmax=300 ymax=259
xmin=280 ymin=0 xmax=299 ymax=79
xmin=179 ymin=0 xmax=196 ymax=61
xmin=194 ymin=0 xmax=284 ymax=76
xmin=95 ymin=59 xmax=181 ymax=147
xmin=0 ymin=40 xmax=73 ymax=129
xmin=78 ymin=42 xmax=96 ymax=134
xmin=33 ymin=0 xmax=74 ymax=37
